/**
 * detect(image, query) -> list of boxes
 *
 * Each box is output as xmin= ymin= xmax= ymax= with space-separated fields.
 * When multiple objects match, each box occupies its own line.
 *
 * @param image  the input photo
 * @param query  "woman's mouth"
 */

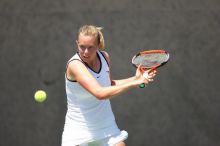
xmin=83 ymin=56 xmax=89 ymax=58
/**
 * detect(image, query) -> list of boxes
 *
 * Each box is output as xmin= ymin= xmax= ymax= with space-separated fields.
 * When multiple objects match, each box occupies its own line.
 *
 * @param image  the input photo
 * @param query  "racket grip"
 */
xmin=139 ymin=83 xmax=145 ymax=88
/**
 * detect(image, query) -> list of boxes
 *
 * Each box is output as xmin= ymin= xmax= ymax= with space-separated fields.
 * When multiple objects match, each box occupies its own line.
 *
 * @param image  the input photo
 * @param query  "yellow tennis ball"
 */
xmin=34 ymin=90 xmax=47 ymax=103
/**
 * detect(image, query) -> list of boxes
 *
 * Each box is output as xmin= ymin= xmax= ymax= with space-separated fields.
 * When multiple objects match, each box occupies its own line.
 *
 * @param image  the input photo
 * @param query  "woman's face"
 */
xmin=77 ymin=34 xmax=99 ymax=63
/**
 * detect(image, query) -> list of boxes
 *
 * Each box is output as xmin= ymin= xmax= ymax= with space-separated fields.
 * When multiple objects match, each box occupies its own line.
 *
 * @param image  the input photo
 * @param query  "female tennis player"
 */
xmin=62 ymin=25 xmax=156 ymax=146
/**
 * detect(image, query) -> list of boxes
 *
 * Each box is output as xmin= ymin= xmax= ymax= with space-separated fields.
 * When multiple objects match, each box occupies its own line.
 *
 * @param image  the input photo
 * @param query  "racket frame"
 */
xmin=131 ymin=49 xmax=170 ymax=88
xmin=132 ymin=49 xmax=169 ymax=72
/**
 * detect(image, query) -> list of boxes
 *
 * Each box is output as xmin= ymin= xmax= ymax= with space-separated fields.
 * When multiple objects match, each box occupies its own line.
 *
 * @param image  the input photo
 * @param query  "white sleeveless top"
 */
xmin=62 ymin=51 xmax=120 ymax=146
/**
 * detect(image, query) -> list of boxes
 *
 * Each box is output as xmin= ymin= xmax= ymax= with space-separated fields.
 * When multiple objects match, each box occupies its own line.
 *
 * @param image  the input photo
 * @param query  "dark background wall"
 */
xmin=1 ymin=0 xmax=220 ymax=146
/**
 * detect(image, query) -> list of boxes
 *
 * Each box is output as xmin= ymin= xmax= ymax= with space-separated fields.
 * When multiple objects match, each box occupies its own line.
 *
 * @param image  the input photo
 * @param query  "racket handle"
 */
xmin=139 ymin=83 xmax=145 ymax=88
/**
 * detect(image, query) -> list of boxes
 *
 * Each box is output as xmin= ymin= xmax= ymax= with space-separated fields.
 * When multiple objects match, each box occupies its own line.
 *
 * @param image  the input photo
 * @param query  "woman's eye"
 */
xmin=79 ymin=45 xmax=86 ymax=49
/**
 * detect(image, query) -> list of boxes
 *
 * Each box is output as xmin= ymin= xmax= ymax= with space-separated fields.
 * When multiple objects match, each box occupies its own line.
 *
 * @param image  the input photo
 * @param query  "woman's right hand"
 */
xmin=134 ymin=66 xmax=157 ymax=87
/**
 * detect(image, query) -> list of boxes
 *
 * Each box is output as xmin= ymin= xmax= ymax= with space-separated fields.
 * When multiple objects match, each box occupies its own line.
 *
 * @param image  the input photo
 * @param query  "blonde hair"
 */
xmin=77 ymin=25 xmax=105 ymax=49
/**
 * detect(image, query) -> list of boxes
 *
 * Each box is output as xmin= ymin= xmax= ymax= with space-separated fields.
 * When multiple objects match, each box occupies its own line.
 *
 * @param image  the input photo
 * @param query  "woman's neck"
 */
xmin=85 ymin=53 xmax=101 ymax=72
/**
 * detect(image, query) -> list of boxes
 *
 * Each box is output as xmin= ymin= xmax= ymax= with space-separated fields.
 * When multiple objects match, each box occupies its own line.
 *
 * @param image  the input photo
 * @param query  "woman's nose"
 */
xmin=84 ymin=48 xmax=89 ymax=55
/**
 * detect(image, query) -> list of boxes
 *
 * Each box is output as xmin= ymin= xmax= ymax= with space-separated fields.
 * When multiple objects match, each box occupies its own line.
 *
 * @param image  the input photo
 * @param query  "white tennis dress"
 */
xmin=62 ymin=51 xmax=122 ymax=146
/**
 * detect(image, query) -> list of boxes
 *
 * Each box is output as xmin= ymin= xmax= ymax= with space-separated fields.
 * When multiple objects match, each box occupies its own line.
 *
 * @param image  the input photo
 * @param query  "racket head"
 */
xmin=132 ymin=49 xmax=170 ymax=69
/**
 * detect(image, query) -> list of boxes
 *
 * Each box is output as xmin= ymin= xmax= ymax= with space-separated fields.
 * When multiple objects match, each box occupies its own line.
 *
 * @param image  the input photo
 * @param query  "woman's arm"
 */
xmin=67 ymin=60 xmax=152 ymax=100
xmin=111 ymin=77 xmax=136 ymax=86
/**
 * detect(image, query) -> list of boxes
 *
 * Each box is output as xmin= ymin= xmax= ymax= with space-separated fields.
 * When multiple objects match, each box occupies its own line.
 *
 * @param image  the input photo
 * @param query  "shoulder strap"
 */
xmin=99 ymin=51 xmax=109 ymax=67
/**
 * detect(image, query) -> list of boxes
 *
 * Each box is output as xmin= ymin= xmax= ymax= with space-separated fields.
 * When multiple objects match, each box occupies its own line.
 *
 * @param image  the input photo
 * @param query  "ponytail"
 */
xmin=96 ymin=27 xmax=105 ymax=50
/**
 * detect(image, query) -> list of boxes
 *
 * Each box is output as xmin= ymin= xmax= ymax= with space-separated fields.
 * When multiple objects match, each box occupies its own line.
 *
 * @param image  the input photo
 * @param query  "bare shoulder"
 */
xmin=67 ymin=59 xmax=87 ymax=80
xmin=67 ymin=59 xmax=86 ymax=72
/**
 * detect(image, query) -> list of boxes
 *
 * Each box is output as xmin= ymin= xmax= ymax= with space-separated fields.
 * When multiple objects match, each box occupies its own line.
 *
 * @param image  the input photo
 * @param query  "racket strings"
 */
xmin=132 ymin=53 xmax=169 ymax=68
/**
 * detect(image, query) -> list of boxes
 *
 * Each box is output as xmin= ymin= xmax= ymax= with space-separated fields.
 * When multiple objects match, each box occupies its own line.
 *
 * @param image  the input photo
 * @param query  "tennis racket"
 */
xmin=132 ymin=49 xmax=170 ymax=88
